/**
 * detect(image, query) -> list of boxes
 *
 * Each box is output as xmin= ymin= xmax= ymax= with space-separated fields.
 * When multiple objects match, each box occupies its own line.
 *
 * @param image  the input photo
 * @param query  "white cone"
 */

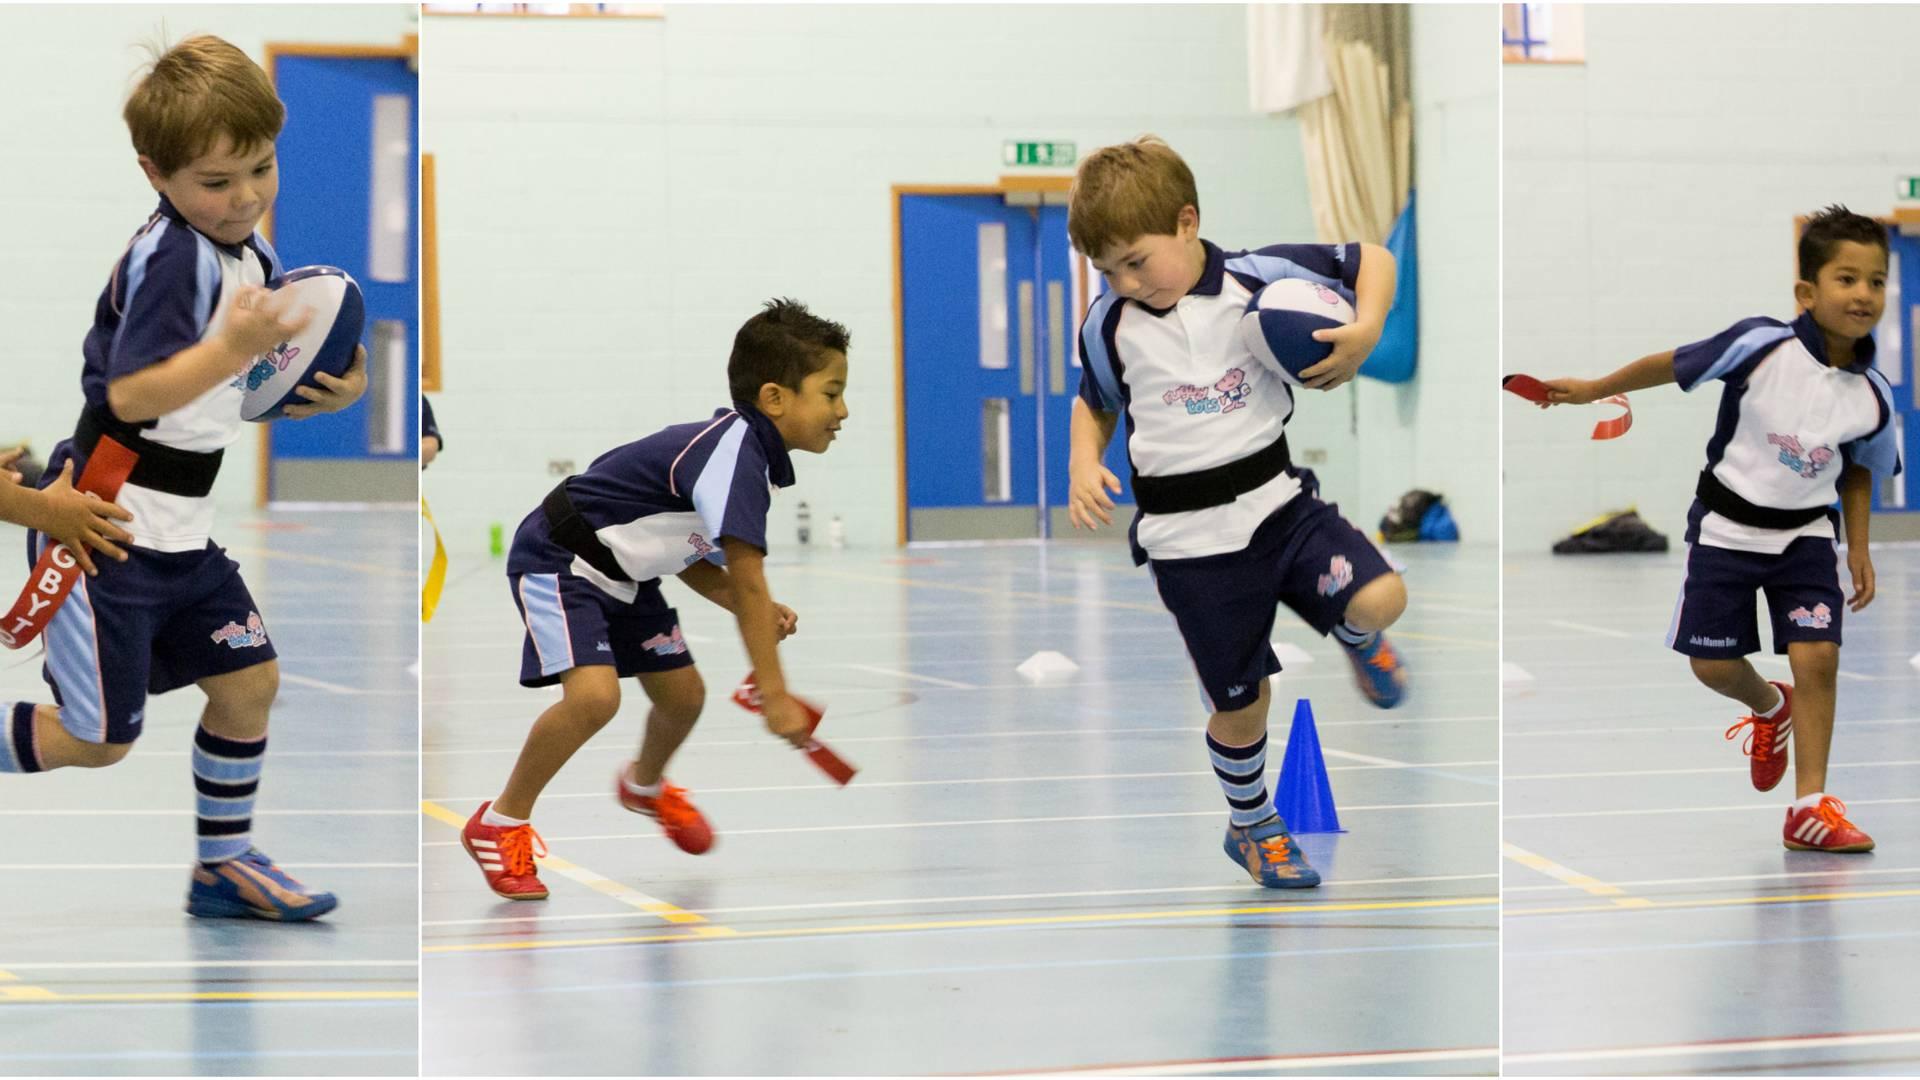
xmin=1016 ymin=650 xmax=1080 ymax=683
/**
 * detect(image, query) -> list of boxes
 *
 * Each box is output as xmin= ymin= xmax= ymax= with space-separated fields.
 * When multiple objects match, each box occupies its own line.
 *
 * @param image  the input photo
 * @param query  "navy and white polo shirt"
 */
xmin=76 ymin=195 xmax=281 ymax=552
xmin=1077 ymin=238 xmax=1362 ymax=562
xmin=1676 ymin=311 xmax=1902 ymax=554
xmin=507 ymin=405 xmax=795 ymax=602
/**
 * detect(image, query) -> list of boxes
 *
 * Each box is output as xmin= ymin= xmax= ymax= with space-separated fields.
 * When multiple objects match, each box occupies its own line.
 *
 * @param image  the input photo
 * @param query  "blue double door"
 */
xmin=900 ymin=193 xmax=1132 ymax=541
xmin=268 ymin=52 xmax=419 ymax=504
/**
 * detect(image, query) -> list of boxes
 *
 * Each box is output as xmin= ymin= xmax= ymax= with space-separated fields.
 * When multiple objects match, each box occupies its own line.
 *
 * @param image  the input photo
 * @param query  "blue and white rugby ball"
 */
xmin=238 ymin=266 xmax=364 ymax=422
xmin=1238 ymin=278 xmax=1355 ymax=387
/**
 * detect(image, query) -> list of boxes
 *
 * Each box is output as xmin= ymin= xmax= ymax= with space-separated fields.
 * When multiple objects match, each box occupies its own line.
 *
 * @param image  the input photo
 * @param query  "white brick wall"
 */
xmin=1503 ymin=4 xmax=1920 ymax=550
xmin=423 ymin=4 xmax=1496 ymax=557
xmin=0 ymin=5 xmax=418 ymax=518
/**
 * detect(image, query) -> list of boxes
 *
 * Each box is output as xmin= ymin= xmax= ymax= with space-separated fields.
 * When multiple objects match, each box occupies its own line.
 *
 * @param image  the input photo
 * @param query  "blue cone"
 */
xmin=1273 ymin=697 xmax=1344 ymax=833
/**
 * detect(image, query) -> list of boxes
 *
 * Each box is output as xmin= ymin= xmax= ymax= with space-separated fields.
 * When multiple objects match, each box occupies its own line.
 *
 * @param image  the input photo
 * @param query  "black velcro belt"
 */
xmin=541 ymin=481 xmax=631 ymax=583
xmin=74 ymin=406 xmax=222 ymax=498
xmin=1132 ymin=433 xmax=1292 ymax=515
xmin=1695 ymin=469 xmax=1832 ymax=530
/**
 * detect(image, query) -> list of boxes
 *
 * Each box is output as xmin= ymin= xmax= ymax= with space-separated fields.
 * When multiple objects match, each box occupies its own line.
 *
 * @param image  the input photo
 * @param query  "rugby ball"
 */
xmin=1238 ymin=278 xmax=1355 ymax=387
xmin=238 ymin=266 xmax=364 ymax=422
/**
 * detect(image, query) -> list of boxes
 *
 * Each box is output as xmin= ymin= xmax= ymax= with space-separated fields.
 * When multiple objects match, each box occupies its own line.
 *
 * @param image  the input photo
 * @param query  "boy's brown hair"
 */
xmin=124 ymin=35 xmax=284 ymax=176
xmin=1067 ymin=135 xmax=1200 ymax=257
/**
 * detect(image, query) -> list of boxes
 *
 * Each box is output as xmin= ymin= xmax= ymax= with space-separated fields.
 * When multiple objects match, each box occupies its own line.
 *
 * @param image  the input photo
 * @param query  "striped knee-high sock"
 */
xmin=192 ymin=727 xmax=266 ymax=866
xmin=1 ymin=702 xmax=45 ymax=773
xmin=1207 ymin=731 xmax=1277 ymax=829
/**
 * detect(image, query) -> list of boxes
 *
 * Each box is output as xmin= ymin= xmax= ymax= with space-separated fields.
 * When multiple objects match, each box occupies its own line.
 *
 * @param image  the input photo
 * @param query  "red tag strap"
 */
xmin=0 ymin=437 xmax=138 ymax=650
xmin=732 ymin=674 xmax=856 ymax=786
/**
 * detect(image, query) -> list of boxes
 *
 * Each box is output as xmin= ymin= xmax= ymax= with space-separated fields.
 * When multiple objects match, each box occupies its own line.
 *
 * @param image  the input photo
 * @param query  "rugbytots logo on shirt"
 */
xmin=684 ymin=533 xmax=716 ymax=567
xmin=1788 ymin=603 xmax=1833 ymax=630
xmin=232 ymin=341 xmax=299 ymax=393
xmin=1163 ymin=368 xmax=1254 ymax=416
xmin=211 ymin=611 xmax=269 ymax=649
xmin=642 ymin=626 xmax=688 ymax=657
xmin=1317 ymin=555 xmax=1354 ymax=597
xmin=1768 ymin=434 xmax=1834 ymax=480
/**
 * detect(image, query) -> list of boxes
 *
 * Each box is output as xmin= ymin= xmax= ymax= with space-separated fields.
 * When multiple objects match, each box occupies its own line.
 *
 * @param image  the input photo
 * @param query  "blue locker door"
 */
xmin=268 ymin=54 xmax=418 ymax=503
xmin=1889 ymin=232 xmax=1918 ymax=510
xmin=901 ymin=195 xmax=1041 ymax=540
xmin=1037 ymin=204 xmax=1132 ymax=538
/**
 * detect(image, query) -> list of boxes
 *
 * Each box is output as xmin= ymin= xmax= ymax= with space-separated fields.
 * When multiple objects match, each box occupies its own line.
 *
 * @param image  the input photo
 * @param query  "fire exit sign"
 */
xmin=1005 ymin=141 xmax=1076 ymax=168
xmin=1902 ymin=176 xmax=1920 ymax=200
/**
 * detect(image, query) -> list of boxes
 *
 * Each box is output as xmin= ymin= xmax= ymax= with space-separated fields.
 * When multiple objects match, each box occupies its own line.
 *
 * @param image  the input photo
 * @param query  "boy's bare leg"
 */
xmin=197 ymin=661 xmax=278 ymax=742
xmin=23 ymin=706 xmax=133 ymax=769
xmin=1687 ymin=656 xmax=1782 ymax=713
xmin=1343 ymin=573 xmax=1408 ymax=633
xmin=495 ymin=665 xmax=621 ymax=820
xmin=630 ymin=667 xmax=706 ymax=788
xmin=1785 ymin=641 xmax=1839 ymax=798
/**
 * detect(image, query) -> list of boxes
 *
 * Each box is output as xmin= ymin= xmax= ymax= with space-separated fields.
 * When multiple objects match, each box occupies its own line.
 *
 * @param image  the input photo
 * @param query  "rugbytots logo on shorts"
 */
xmin=231 ymin=341 xmax=300 ymax=393
xmin=1767 ymin=434 xmax=1834 ymax=480
xmin=1787 ymin=603 xmax=1833 ymax=629
xmin=1317 ymin=555 xmax=1354 ymax=597
xmin=684 ymin=533 xmax=715 ymax=567
xmin=641 ymin=627 xmax=688 ymax=657
xmin=1163 ymin=368 xmax=1253 ymax=416
xmin=210 ymin=611 xmax=268 ymax=649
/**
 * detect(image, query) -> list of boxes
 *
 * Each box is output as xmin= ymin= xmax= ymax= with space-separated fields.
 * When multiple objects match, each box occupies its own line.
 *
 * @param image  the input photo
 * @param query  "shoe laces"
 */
xmin=652 ymin=783 xmax=702 ymax=831
xmin=1366 ymin=640 xmax=1400 ymax=674
xmin=497 ymin=824 xmax=548 ymax=878
xmin=1810 ymin=795 xmax=1857 ymax=832
xmin=1724 ymin=715 xmax=1777 ymax=760
xmin=1256 ymin=835 xmax=1295 ymax=865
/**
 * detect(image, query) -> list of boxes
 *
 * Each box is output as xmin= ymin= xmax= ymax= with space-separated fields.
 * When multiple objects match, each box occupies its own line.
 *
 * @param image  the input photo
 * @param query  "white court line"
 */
xmin=0 ymin=959 xmax=417 ymax=972
xmin=0 ymin=809 xmax=413 ymax=817
xmin=427 ymin=760 xmax=1499 ymax=802
xmin=0 ymin=862 xmax=417 ymax=871
xmin=1015 ymin=1047 xmax=1498 ymax=1076
xmin=422 ymin=714 xmax=1499 ymax=755
xmin=1507 ymin=759 xmax=1920 ymax=781
xmin=1507 ymin=717 xmax=1918 ymax=737
xmin=838 ymin=662 xmax=978 ymax=689
xmin=280 ymin=672 xmax=414 ymax=696
xmin=422 ymin=800 xmax=1497 ymax=846
xmin=1504 ymin=1030 xmax=1920 ymax=1067
xmin=1544 ymin=619 xmax=1635 ymax=639
xmin=421 ymin=872 xmax=1501 ymax=928
xmin=1503 ymin=865 xmax=1920 ymax=893
xmin=1507 ymin=796 xmax=1920 ymax=821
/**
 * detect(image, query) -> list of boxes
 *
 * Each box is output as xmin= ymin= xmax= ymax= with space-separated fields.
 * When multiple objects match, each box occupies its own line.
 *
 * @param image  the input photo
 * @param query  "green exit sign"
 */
xmin=1902 ymin=176 xmax=1920 ymax=200
xmin=1005 ymin=141 xmax=1075 ymax=168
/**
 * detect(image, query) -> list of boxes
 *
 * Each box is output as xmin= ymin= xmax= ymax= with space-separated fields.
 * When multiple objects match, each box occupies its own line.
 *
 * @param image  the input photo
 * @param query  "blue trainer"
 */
xmin=1342 ymin=631 xmax=1407 ymax=708
xmin=186 ymin=849 xmax=338 ymax=921
xmin=1224 ymin=816 xmax=1321 ymax=889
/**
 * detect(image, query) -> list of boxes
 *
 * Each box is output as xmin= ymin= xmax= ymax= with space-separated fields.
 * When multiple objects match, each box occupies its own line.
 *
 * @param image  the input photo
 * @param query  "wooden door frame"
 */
xmin=255 ymin=37 xmax=419 ymax=507
xmin=891 ymin=175 xmax=1079 ymax=545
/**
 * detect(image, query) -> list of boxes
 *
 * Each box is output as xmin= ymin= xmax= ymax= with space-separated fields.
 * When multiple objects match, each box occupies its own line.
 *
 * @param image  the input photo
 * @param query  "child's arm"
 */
xmin=675 ymin=558 xmax=797 ymax=638
xmin=1541 ymin=351 xmax=1677 ymax=406
xmin=1299 ymin=242 xmax=1396 ymax=391
xmin=281 ymin=347 xmax=370 ymax=420
xmin=1839 ymin=464 xmax=1875 ymax=611
xmin=717 ymin=537 xmax=810 ymax=745
xmin=0 ymin=452 xmax=133 ymax=575
xmin=106 ymin=286 xmax=312 ymax=423
xmin=1066 ymin=397 xmax=1122 ymax=530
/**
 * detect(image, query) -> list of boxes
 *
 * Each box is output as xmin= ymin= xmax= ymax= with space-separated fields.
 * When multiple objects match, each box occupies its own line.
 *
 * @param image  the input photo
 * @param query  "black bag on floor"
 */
xmin=1380 ymin=489 xmax=1442 ymax=543
xmin=1552 ymin=508 xmax=1669 ymax=554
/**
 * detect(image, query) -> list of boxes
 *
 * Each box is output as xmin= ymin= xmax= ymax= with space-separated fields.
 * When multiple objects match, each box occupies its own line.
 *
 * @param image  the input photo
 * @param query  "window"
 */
xmin=1503 ymin=3 xmax=1585 ymax=63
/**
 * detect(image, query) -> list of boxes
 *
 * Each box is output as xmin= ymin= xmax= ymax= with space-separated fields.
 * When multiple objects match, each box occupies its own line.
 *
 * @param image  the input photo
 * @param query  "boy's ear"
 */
xmin=1176 ymin=204 xmax=1200 ymax=238
xmin=1792 ymin=278 xmax=1816 ymax=312
xmin=755 ymin=381 xmax=787 ymax=416
xmin=136 ymin=155 xmax=167 ymax=192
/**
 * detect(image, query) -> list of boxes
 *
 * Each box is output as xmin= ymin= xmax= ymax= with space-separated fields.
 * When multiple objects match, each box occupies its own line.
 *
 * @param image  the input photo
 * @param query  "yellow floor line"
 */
xmin=421 ymin=800 xmax=717 ymax=928
xmin=1508 ymin=886 xmax=1920 ymax=918
xmin=1501 ymin=842 xmax=1647 ymax=908
xmin=424 ymin=895 xmax=1497 ymax=954
xmin=0 ymin=990 xmax=417 ymax=1005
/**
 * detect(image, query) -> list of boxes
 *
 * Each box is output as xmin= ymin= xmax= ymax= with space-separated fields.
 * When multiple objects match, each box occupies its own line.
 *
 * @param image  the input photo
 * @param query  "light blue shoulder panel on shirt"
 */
xmin=1079 ymin=290 xmax=1126 ymax=413
xmin=1222 ymin=251 xmax=1343 ymax=293
xmin=689 ymin=417 xmax=750 ymax=541
xmin=1848 ymin=367 xmax=1904 ymax=480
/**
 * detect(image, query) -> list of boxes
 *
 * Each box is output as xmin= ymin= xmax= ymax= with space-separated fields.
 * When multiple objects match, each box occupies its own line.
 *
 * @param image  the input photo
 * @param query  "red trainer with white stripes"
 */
xmin=616 ymin=773 xmax=714 ymax=854
xmin=1782 ymin=795 xmax=1874 ymax=853
xmin=1723 ymin=681 xmax=1793 ymax=792
xmin=461 ymin=801 xmax=550 ymax=900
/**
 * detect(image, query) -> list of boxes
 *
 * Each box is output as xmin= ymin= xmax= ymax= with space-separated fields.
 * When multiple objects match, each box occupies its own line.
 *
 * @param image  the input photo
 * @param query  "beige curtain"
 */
xmin=1295 ymin=5 xmax=1412 ymax=245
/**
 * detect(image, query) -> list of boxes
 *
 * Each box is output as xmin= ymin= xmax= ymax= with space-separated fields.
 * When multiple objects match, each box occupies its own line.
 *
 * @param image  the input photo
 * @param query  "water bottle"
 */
xmin=828 ymin=514 xmax=846 ymax=549
xmin=797 ymin=501 xmax=812 ymax=545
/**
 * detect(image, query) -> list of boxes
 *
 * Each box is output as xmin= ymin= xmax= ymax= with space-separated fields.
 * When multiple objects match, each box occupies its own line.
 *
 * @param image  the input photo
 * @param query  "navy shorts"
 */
xmin=1667 ymin=538 xmax=1844 ymax=658
xmin=509 ymin=572 xmax=695 ymax=688
xmin=34 ymin=539 xmax=276 ymax=745
xmin=1149 ymin=494 xmax=1393 ymax=711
